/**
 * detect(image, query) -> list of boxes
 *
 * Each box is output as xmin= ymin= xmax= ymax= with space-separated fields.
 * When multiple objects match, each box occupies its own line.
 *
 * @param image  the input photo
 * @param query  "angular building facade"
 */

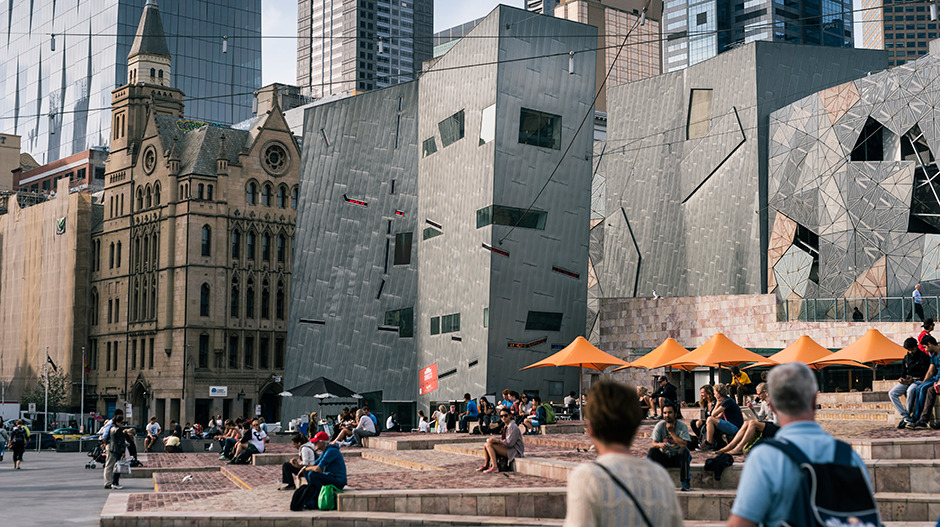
xmin=297 ymin=0 xmax=433 ymax=98
xmin=662 ymin=0 xmax=854 ymax=73
xmin=0 ymin=0 xmax=262 ymax=165
xmin=285 ymin=6 xmax=595 ymax=419
xmin=598 ymin=41 xmax=887 ymax=300
xmin=767 ymin=41 xmax=940 ymax=312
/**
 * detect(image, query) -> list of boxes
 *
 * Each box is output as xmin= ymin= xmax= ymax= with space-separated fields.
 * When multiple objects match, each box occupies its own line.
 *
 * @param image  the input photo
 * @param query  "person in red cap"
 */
xmin=279 ymin=433 xmax=320 ymax=491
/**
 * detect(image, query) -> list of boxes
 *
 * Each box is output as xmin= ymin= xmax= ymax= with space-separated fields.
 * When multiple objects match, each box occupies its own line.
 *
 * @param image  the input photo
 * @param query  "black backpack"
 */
xmin=758 ymin=438 xmax=881 ymax=527
xmin=12 ymin=426 xmax=26 ymax=442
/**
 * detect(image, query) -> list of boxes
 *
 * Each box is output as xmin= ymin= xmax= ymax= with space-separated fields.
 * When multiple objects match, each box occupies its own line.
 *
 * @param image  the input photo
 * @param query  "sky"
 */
xmin=261 ymin=0 xmax=522 ymax=86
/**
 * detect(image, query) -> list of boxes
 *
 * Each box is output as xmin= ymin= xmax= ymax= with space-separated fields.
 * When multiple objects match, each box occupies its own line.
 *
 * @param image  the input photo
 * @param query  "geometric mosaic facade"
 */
xmin=769 ymin=41 xmax=940 ymax=302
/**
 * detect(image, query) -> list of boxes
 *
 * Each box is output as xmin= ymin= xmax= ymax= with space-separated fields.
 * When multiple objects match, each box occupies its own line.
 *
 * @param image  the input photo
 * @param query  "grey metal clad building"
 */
xmin=283 ymin=81 xmax=420 ymax=418
xmin=285 ymin=6 xmax=596 ymax=418
xmin=599 ymin=41 xmax=887 ymax=300
xmin=416 ymin=6 xmax=595 ymax=407
xmin=662 ymin=0 xmax=854 ymax=73
xmin=297 ymin=0 xmax=433 ymax=98
xmin=0 ymin=0 xmax=262 ymax=165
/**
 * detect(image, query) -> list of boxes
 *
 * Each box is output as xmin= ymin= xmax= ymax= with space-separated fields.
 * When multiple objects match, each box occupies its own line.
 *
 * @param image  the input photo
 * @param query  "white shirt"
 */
xmin=356 ymin=415 xmax=376 ymax=434
xmin=249 ymin=428 xmax=268 ymax=453
xmin=418 ymin=418 xmax=430 ymax=432
xmin=386 ymin=416 xmax=396 ymax=430
xmin=146 ymin=422 xmax=161 ymax=436
xmin=299 ymin=442 xmax=317 ymax=465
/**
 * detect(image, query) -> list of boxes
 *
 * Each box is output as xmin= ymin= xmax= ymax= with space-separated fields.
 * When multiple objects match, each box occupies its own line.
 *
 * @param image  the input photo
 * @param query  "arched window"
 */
xmin=247 ymin=182 xmax=257 ymax=205
xmin=154 ymin=182 xmax=161 ymax=206
xmin=261 ymin=280 xmax=270 ymax=319
xmin=246 ymin=278 xmax=255 ymax=318
xmin=277 ymin=186 xmax=287 ymax=208
xmin=133 ymin=279 xmax=140 ymax=321
xmin=141 ymin=236 xmax=148 ymax=268
xmin=152 ymin=233 xmax=158 ymax=266
xmin=291 ymin=186 xmax=298 ymax=209
xmin=200 ymin=283 xmax=210 ymax=316
xmin=277 ymin=235 xmax=286 ymax=263
xmin=158 ymin=69 xmax=163 ymax=80
xmin=262 ymin=233 xmax=271 ymax=262
xmin=231 ymin=278 xmax=240 ymax=318
xmin=90 ymin=288 xmax=99 ymax=325
xmin=150 ymin=277 xmax=157 ymax=318
xmin=231 ymin=230 xmax=240 ymax=259
xmin=150 ymin=67 xmax=155 ymax=78
xmin=246 ymin=231 xmax=256 ymax=260
xmin=109 ymin=243 xmax=115 ymax=268
xmin=135 ymin=238 xmax=142 ymax=269
xmin=201 ymin=225 xmax=211 ymax=256
xmin=145 ymin=186 xmax=152 ymax=208
xmin=136 ymin=188 xmax=143 ymax=210
xmin=276 ymin=281 xmax=285 ymax=320
xmin=197 ymin=183 xmax=205 ymax=200
xmin=116 ymin=242 xmax=122 ymax=267
xmin=207 ymin=184 xmax=213 ymax=201
xmin=261 ymin=184 xmax=272 ymax=206
xmin=140 ymin=280 xmax=148 ymax=320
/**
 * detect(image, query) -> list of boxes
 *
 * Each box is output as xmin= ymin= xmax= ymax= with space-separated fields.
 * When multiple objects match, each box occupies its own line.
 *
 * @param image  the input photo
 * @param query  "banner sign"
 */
xmin=418 ymin=363 xmax=438 ymax=395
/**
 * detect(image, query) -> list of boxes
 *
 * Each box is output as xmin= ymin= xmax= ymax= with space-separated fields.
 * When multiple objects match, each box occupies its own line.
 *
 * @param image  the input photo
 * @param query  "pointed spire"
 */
xmin=217 ymin=135 xmax=227 ymax=161
xmin=129 ymin=0 xmax=170 ymax=59
xmin=168 ymin=139 xmax=180 ymax=161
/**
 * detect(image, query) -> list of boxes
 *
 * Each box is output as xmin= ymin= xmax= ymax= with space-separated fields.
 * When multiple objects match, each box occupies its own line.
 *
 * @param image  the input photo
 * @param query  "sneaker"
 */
xmin=913 ymin=421 xmax=928 ymax=430
xmin=680 ymin=482 xmax=691 ymax=492
xmin=111 ymin=485 xmax=124 ymax=490
xmin=930 ymin=421 xmax=940 ymax=430
xmin=219 ymin=455 xmax=229 ymax=460
xmin=699 ymin=441 xmax=715 ymax=452
xmin=278 ymin=485 xmax=296 ymax=491
xmin=906 ymin=420 xmax=918 ymax=429
xmin=104 ymin=484 xmax=112 ymax=489
xmin=898 ymin=419 xmax=910 ymax=429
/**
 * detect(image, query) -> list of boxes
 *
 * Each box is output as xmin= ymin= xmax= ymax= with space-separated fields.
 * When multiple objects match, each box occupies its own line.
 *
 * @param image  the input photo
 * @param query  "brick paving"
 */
xmin=154 ymin=471 xmax=240 ymax=493
xmin=125 ymin=491 xmax=233 ymax=512
xmin=364 ymin=448 xmax=481 ymax=468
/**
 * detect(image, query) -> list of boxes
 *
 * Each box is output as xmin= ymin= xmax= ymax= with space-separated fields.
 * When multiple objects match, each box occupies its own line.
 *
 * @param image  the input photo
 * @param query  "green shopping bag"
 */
xmin=318 ymin=484 xmax=343 ymax=510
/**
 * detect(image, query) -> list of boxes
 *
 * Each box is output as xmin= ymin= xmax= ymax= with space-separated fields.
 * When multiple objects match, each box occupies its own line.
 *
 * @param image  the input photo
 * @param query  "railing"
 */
xmin=781 ymin=296 xmax=940 ymax=323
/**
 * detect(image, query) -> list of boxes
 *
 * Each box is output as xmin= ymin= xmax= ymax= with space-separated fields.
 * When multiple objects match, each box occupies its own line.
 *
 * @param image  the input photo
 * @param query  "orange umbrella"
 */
xmin=661 ymin=333 xmax=773 ymax=369
xmin=745 ymin=335 xmax=864 ymax=370
xmin=521 ymin=336 xmax=629 ymax=414
xmin=613 ymin=338 xmax=695 ymax=371
xmin=810 ymin=329 xmax=907 ymax=368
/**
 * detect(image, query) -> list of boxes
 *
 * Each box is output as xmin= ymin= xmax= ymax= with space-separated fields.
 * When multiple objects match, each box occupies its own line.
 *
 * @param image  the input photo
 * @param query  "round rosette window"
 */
xmin=143 ymin=145 xmax=157 ymax=174
xmin=261 ymin=141 xmax=291 ymax=176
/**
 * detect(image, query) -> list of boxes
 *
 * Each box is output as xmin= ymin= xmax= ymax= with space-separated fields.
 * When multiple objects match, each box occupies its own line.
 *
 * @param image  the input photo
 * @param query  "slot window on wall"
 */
xmin=477 ymin=205 xmax=547 ymax=230
xmin=385 ymin=307 xmax=414 ymax=338
xmin=518 ymin=108 xmax=561 ymax=149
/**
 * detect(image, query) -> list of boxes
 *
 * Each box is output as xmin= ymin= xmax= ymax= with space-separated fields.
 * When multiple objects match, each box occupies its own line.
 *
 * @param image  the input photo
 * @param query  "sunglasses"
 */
xmin=500 ymin=414 xmax=511 ymax=418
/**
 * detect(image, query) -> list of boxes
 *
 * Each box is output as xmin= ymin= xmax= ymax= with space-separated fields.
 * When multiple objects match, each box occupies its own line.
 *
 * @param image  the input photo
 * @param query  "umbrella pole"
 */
xmin=579 ymin=365 xmax=583 ymax=420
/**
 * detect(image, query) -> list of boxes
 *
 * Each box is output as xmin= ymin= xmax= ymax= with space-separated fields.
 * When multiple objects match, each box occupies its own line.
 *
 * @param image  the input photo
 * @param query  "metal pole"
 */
xmin=44 ymin=346 xmax=49 ymax=432
xmin=80 ymin=346 xmax=85 ymax=449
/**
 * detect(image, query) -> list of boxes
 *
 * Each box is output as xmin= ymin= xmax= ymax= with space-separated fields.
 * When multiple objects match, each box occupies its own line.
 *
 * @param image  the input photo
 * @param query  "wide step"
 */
xmin=339 ymin=488 xmax=567 ymax=519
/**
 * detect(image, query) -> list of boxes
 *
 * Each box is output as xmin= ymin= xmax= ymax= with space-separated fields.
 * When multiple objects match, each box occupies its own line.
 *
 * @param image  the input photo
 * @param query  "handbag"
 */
xmin=318 ymin=484 xmax=343 ymax=510
xmin=115 ymin=460 xmax=132 ymax=475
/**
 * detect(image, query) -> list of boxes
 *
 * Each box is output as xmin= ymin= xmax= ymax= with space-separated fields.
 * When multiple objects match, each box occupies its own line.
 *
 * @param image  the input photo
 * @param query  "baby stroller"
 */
xmin=86 ymin=443 xmax=106 ymax=469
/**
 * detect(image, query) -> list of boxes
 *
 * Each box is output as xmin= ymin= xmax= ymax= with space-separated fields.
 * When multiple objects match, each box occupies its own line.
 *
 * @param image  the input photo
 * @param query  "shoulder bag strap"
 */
xmin=759 ymin=438 xmax=811 ymax=466
xmin=592 ymin=462 xmax=654 ymax=527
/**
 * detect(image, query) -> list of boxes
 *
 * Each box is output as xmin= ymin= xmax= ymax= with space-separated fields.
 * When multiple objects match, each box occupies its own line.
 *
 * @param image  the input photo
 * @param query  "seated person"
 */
xmin=163 ymin=431 xmax=181 ymax=453
xmin=690 ymin=385 xmax=716 ymax=439
xmin=333 ymin=409 xmax=376 ymax=446
xmin=228 ymin=421 xmax=254 ymax=462
xmin=650 ymin=376 xmax=678 ymax=419
xmin=522 ymin=395 xmax=548 ymax=434
xmin=719 ymin=382 xmax=779 ymax=455
xmin=331 ymin=409 xmax=355 ymax=442
xmin=477 ymin=409 xmax=524 ymax=473
xmin=563 ymin=391 xmax=578 ymax=410
xmin=216 ymin=420 xmax=239 ymax=460
xmin=458 ymin=393 xmax=479 ymax=433
xmin=910 ymin=379 xmax=940 ymax=429
xmin=646 ymin=403 xmax=692 ymax=492
xmin=290 ymin=432 xmax=348 ymax=511
xmin=279 ymin=433 xmax=319 ymax=491
xmin=385 ymin=412 xmax=401 ymax=432
xmin=729 ymin=366 xmax=753 ymax=405
xmin=477 ymin=398 xmax=496 ymax=433
xmin=891 ymin=337 xmax=930 ymax=427
xmin=637 ymin=387 xmax=653 ymax=418
xmin=701 ymin=383 xmax=743 ymax=451
xmin=144 ymin=417 xmax=161 ymax=452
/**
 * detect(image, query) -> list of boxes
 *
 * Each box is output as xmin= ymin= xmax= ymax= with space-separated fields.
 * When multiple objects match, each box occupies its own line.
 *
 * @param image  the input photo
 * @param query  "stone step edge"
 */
xmin=359 ymin=450 xmax=445 ymax=471
xmin=124 ymin=465 xmax=219 ymax=479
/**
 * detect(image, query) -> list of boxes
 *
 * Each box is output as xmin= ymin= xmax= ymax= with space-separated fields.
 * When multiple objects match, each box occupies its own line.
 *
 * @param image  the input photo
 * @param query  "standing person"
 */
xmin=913 ymin=284 xmax=925 ymax=322
xmin=701 ymin=383 xmax=743 ymax=451
xmin=457 ymin=393 xmax=479 ymax=433
xmin=431 ymin=405 xmax=447 ymax=434
xmin=650 ymin=376 xmax=678 ymax=419
xmin=0 ymin=425 xmax=9 ymax=462
xmin=889 ymin=337 xmax=930 ymax=428
xmin=729 ymin=366 xmax=753 ymax=405
xmin=279 ymin=433 xmax=318 ymax=491
xmin=563 ymin=381 xmax=683 ymax=527
xmin=726 ymin=362 xmax=876 ymax=527
xmin=144 ymin=417 xmax=162 ymax=452
xmin=646 ymin=403 xmax=692 ymax=492
xmin=8 ymin=420 xmax=28 ymax=469
xmin=478 ymin=409 xmax=524 ymax=473
xmin=291 ymin=430 xmax=348 ymax=511
xmin=104 ymin=414 xmax=126 ymax=489
xmin=852 ymin=307 xmax=864 ymax=322
xmin=908 ymin=335 xmax=940 ymax=430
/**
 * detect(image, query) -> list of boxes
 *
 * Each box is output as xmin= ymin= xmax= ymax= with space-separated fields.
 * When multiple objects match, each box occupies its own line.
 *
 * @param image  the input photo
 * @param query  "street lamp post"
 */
xmin=44 ymin=346 xmax=49 ymax=432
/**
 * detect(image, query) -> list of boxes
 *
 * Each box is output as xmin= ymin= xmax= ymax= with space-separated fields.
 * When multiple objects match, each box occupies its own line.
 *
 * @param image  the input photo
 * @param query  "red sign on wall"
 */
xmin=419 ymin=363 xmax=438 ymax=395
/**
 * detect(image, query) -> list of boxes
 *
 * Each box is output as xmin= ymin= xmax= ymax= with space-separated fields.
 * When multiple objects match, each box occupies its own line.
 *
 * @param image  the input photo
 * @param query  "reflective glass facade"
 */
xmin=663 ymin=0 xmax=854 ymax=72
xmin=0 ymin=0 xmax=261 ymax=164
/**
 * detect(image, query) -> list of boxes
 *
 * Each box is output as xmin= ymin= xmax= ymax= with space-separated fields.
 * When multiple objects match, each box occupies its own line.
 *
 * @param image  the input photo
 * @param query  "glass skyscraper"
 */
xmin=0 ymin=0 xmax=261 ymax=164
xmin=297 ymin=0 xmax=433 ymax=98
xmin=863 ymin=0 xmax=940 ymax=67
xmin=663 ymin=0 xmax=854 ymax=72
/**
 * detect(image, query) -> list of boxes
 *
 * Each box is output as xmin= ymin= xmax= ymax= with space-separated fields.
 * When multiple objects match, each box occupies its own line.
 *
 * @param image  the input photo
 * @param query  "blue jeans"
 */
xmin=717 ymin=419 xmax=739 ymax=436
xmin=889 ymin=381 xmax=921 ymax=420
xmin=912 ymin=375 xmax=939 ymax=420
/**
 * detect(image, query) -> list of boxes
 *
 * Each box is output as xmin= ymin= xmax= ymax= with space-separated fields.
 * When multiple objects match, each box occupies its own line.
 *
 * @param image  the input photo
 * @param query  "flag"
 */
xmin=83 ymin=356 xmax=90 ymax=375
xmin=46 ymin=355 xmax=58 ymax=372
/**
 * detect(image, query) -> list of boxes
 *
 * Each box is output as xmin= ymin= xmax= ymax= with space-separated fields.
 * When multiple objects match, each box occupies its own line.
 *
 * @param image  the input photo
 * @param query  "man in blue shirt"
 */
xmin=458 ymin=393 xmax=479 ymax=433
xmin=913 ymin=284 xmax=925 ymax=322
xmin=727 ymin=362 xmax=873 ymax=527
xmin=296 ymin=431 xmax=347 ymax=510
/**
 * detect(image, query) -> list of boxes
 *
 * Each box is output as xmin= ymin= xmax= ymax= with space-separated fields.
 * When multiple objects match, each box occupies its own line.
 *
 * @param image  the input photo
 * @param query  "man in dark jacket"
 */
xmin=104 ymin=414 xmax=127 ymax=490
xmin=650 ymin=376 xmax=678 ymax=419
xmin=890 ymin=337 xmax=931 ymax=428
